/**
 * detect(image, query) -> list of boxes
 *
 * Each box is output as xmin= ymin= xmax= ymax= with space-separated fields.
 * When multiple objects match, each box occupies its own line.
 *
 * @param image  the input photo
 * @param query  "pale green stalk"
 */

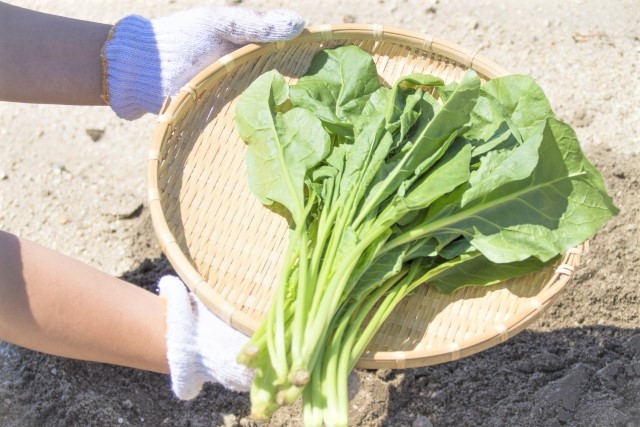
xmin=322 ymin=272 xmax=407 ymax=427
xmin=297 ymin=222 xmax=393 ymax=382
xmin=291 ymin=192 xmax=318 ymax=364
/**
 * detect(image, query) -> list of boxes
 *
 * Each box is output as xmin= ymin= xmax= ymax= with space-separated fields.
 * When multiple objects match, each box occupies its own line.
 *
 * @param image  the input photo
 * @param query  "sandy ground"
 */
xmin=1 ymin=0 xmax=639 ymax=426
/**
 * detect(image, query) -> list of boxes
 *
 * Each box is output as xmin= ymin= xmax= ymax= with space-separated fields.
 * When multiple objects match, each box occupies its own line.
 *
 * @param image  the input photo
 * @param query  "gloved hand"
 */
xmin=102 ymin=7 xmax=305 ymax=120
xmin=158 ymin=275 xmax=362 ymax=401
xmin=158 ymin=275 xmax=254 ymax=398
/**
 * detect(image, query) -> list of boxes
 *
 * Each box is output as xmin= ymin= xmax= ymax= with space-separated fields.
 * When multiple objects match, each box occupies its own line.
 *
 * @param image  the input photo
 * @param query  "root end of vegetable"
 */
xmin=250 ymin=403 xmax=278 ymax=422
xmin=237 ymin=345 xmax=260 ymax=367
xmin=249 ymin=412 xmax=271 ymax=422
xmin=291 ymin=369 xmax=310 ymax=387
xmin=276 ymin=385 xmax=303 ymax=406
xmin=245 ymin=345 xmax=260 ymax=356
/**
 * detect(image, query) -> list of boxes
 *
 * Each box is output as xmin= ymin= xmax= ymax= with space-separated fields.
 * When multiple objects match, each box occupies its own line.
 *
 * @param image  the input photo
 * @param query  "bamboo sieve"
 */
xmin=148 ymin=24 xmax=584 ymax=369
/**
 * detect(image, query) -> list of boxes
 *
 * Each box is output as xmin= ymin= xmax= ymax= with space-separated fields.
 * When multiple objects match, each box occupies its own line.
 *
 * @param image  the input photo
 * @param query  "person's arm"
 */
xmin=0 ymin=2 xmax=110 ymax=105
xmin=0 ymin=230 xmax=255 ymax=397
xmin=0 ymin=231 xmax=168 ymax=372
xmin=0 ymin=2 xmax=305 ymax=116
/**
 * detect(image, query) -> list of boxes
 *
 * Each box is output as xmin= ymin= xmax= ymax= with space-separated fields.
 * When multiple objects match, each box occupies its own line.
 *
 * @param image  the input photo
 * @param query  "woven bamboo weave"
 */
xmin=148 ymin=24 xmax=584 ymax=369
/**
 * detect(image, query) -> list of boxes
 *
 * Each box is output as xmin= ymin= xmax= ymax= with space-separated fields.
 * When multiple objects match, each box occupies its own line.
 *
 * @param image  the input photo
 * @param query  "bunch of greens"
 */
xmin=234 ymin=45 xmax=617 ymax=426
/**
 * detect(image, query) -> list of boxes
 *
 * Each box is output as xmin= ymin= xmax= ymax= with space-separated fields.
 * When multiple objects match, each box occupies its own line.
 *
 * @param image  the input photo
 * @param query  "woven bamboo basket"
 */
xmin=148 ymin=24 xmax=584 ymax=369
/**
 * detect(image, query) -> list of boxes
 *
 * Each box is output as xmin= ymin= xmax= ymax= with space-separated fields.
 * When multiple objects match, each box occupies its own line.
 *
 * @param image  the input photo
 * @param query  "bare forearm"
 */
xmin=0 ymin=2 xmax=111 ymax=105
xmin=0 ymin=230 xmax=169 ymax=373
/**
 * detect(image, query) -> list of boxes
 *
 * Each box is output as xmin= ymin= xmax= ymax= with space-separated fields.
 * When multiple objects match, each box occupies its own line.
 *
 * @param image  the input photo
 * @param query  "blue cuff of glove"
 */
xmin=102 ymin=15 xmax=165 ymax=120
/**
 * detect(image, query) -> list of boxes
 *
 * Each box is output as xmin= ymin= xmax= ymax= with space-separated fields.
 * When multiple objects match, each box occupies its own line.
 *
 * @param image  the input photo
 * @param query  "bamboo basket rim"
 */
xmin=148 ymin=24 xmax=582 ymax=369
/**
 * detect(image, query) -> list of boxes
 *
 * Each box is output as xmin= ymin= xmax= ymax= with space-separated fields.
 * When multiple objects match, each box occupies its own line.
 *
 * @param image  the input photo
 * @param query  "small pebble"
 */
xmin=413 ymin=414 xmax=434 ymax=427
xmin=343 ymin=14 xmax=356 ymax=23
xmin=85 ymin=128 xmax=105 ymax=142
xmin=113 ymin=202 xmax=144 ymax=220
xmin=122 ymin=399 xmax=134 ymax=409
xmin=376 ymin=368 xmax=394 ymax=381
xmin=52 ymin=164 xmax=68 ymax=175
xmin=222 ymin=413 xmax=237 ymax=427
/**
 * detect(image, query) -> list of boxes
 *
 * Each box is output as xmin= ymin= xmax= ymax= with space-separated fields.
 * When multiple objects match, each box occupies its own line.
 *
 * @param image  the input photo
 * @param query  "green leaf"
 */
xmin=462 ymin=74 xmax=556 ymax=158
xmin=436 ymin=81 xmax=459 ymax=102
xmin=345 ymin=228 xmax=394 ymax=299
xmin=404 ymin=237 xmax=439 ymax=260
xmin=417 ymin=119 xmax=618 ymax=263
xmin=236 ymin=70 xmax=331 ymax=222
xmin=401 ymin=139 xmax=472 ymax=211
xmin=396 ymin=73 xmax=445 ymax=88
xmin=339 ymin=117 xmax=394 ymax=205
xmin=420 ymin=251 xmax=553 ymax=294
xmin=385 ymin=73 xmax=444 ymax=136
xmin=357 ymin=69 xmax=481 ymax=223
xmin=355 ymin=87 xmax=390 ymax=136
xmin=376 ymin=139 xmax=472 ymax=227
xmin=290 ymin=45 xmax=381 ymax=137
xmin=436 ymin=237 xmax=474 ymax=260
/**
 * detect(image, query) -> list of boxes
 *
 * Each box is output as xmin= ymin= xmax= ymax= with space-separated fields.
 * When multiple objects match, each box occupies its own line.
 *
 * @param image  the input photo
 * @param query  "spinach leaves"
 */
xmin=234 ymin=45 xmax=618 ymax=426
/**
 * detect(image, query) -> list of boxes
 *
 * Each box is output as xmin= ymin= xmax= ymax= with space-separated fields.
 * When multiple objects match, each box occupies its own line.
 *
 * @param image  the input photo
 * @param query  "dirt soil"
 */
xmin=1 ymin=0 xmax=639 ymax=426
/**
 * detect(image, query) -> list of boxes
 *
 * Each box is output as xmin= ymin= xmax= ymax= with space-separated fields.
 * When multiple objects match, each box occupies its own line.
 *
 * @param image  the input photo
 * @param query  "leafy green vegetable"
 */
xmin=236 ymin=70 xmax=331 ymax=222
xmin=234 ymin=45 xmax=618 ymax=427
xmin=290 ymin=45 xmax=381 ymax=137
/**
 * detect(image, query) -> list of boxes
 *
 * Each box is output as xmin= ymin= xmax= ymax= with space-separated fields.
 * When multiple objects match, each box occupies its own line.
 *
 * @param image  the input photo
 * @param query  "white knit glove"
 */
xmin=158 ymin=275 xmax=254 ymax=399
xmin=157 ymin=275 xmax=362 ymax=401
xmin=102 ymin=7 xmax=305 ymax=120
